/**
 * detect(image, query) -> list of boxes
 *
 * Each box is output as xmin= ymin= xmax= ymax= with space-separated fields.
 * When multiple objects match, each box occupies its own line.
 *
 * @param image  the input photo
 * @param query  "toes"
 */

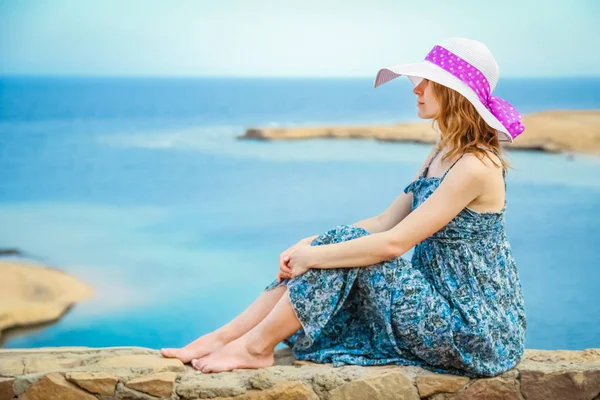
xmin=160 ymin=348 xmax=176 ymax=357
xmin=196 ymin=357 xmax=211 ymax=371
xmin=201 ymin=361 xmax=215 ymax=373
xmin=203 ymin=362 xmax=228 ymax=373
xmin=191 ymin=358 xmax=205 ymax=371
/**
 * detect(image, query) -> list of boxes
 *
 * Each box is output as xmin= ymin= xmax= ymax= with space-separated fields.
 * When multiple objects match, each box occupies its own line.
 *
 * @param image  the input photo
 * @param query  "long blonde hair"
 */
xmin=429 ymin=81 xmax=510 ymax=171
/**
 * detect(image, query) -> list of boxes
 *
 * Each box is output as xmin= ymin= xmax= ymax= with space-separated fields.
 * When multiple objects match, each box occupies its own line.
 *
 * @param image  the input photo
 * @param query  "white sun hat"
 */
xmin=373 ymin=37 xmax=525 ymax=142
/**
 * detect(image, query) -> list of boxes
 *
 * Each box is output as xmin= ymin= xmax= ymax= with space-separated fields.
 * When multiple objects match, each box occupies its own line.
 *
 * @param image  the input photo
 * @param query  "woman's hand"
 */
xmin=280 ymin=243 xmax=313 ymax=279
xmin=276 ymin=269 xmax=288 ymax=283
xmin=277 ymin=245 xmax=295 ymax=283
xmin=277 ymin=237 xmax=316 ymax=282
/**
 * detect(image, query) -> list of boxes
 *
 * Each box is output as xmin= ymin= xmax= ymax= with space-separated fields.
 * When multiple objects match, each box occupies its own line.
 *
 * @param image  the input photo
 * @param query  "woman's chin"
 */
xmin=416 ymin=111 xmax=433 ymax=120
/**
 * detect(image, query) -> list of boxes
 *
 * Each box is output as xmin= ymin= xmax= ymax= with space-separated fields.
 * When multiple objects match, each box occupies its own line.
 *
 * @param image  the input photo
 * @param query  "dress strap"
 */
xmin=421 ymin=148 xmax=441 ymax=178
xmin=440 ymin=153 xmax=465 ymax=181
xmin=424 ymin=147 xmax=506 ymax=181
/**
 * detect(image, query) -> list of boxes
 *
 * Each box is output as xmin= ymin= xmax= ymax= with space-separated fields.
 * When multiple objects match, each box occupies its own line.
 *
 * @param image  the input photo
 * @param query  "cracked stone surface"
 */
xmin=1 ymin=347 xmax=599 ymax=399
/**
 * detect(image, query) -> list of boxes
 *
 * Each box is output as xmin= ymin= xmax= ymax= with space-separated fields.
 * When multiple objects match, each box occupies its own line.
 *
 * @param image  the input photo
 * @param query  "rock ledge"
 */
xmin=1 ymin=347 xmax=599 ymax=399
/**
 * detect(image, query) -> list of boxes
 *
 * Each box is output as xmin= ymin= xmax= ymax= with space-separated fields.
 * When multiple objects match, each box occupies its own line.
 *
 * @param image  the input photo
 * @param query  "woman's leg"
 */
xmin=160 ymin=284 xmax=288 ymax=363
xmin=192 ymin=288 xmax=301 ymax=373
xmin=192 ymin=225 xmax=376 ymax=372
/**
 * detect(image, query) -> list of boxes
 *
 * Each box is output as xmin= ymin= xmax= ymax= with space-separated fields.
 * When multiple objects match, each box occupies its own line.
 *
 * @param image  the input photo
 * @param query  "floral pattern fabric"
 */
xmin=264 ymin=161 xmax=527 ymax=378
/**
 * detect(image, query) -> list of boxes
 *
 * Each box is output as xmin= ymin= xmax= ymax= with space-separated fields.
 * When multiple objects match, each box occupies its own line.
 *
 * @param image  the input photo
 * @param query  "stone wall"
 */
xmin=1 ymin=347 xmax=599 ymax=400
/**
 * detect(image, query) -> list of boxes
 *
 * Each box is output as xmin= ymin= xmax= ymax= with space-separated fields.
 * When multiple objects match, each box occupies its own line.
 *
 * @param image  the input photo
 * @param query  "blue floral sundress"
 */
xmin=264 ymin=150 xmax=527 ymax=378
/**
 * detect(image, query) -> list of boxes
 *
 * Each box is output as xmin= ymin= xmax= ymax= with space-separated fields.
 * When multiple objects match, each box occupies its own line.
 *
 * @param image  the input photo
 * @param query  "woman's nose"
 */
xmin=413 ymin=82 xmax=422 ymax=95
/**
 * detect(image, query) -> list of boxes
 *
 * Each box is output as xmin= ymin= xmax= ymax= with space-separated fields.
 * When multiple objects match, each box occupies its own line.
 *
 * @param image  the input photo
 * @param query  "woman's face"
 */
xmin=413 ymin=79 xmax=440 ymax=119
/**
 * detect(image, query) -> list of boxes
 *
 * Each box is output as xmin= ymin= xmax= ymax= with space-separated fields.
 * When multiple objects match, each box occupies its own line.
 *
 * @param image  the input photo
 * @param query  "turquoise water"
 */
xmin=0 ymin=77 xmax=599 ymax=351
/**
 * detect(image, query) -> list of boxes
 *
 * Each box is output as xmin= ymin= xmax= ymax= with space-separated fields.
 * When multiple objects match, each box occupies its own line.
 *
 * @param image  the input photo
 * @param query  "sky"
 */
xmin=1 ymin=0 xmax=599 ymax=78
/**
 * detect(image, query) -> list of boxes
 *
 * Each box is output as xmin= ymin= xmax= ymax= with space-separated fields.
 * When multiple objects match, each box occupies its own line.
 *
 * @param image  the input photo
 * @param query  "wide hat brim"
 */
xmin=373 ymin=61 xmax=513 ymax=143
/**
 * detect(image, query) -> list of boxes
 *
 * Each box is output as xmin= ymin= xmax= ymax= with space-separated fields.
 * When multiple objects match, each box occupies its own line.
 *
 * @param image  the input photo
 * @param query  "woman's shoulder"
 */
xmin=453 ymin=149 xmax=504 ymax=182
xmin=466 ymin=147 xmax=504 ymax=169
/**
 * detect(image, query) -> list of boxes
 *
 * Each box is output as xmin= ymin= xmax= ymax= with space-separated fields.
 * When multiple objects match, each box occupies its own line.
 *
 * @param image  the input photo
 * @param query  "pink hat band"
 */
xmin=424 ymin=45 xmax=525 ymax=139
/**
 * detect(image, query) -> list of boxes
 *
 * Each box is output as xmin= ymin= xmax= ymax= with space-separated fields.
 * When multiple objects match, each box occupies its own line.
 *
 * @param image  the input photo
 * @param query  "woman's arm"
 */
xmin=301 ymin=147 xmax=439 ymax=242
xmin=304 ymin=153 xmax=489 ymax=270
xmin=368 ymin=146 xmax=440 ymax=232
xmin=350 ymin=216 xmax=384 ymax=234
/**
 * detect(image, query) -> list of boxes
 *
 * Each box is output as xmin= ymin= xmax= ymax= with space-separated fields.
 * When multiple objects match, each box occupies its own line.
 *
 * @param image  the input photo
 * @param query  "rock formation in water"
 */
xmin=239 ymin=110 xmax=600 ymax=156
xmin=0 ymin=260 xmax=94 ymax=343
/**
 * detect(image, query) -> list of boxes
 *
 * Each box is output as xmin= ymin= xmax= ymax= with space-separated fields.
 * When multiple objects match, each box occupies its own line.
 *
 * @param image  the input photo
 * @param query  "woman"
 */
xmin=160 ymin=37 xmax=527 ymax=378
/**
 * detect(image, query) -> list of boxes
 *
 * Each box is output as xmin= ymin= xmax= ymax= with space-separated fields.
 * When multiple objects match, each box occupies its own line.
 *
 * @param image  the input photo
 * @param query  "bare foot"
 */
xmin=160 ymin=333 xmax=227 ymax=363
xmin=190 ymin=336 xmax=274 ymax=373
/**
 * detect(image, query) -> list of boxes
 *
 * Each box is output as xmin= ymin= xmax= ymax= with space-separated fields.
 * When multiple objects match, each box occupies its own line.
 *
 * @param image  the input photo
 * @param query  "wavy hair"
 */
xmin=429 ymin=80 xmax=510 ymax=171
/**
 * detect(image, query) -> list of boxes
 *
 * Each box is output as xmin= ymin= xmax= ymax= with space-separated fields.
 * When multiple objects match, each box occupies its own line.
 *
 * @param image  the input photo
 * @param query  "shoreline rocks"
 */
xmin=0 ymin=260 xmax=94 ymax=344
xmin=0 ymin=347 xmax=599 ymax=399
xmin=238 ymin=109 xmax=600 ymax=156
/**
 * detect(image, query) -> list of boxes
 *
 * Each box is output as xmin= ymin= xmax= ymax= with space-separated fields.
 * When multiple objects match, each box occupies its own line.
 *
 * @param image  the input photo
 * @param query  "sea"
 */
xmin=0 ymin=76 xmax=599 ymax=351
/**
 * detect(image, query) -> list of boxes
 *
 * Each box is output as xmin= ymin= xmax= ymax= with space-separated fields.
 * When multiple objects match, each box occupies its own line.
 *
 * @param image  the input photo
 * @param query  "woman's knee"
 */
xmin=312 ymin=224 xmax=370 ymax=246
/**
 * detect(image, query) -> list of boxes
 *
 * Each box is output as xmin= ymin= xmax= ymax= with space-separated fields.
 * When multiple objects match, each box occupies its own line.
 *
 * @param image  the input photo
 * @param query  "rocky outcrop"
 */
xmin=238 ymin=110 xmax=600 ymax=156
xmin=1 ymin=347 xmax=599 ymax=399
xmin=0 ymin=249 xmax=24 ymax=257
xmin=0 ymin=261 xmax=94 ymax=342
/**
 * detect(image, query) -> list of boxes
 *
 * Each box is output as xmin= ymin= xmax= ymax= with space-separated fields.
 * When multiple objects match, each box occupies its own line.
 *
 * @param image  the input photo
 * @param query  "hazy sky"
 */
xmin=1 ymin=0 xmax=599 ymax=77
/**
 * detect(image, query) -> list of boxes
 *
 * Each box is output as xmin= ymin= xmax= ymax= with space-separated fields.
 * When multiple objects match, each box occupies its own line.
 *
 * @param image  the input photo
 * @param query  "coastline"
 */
xmin=0 ymin=258 xmax=94 ymax=345
xmin=238 ymin=109 xmax=600 ymax=156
